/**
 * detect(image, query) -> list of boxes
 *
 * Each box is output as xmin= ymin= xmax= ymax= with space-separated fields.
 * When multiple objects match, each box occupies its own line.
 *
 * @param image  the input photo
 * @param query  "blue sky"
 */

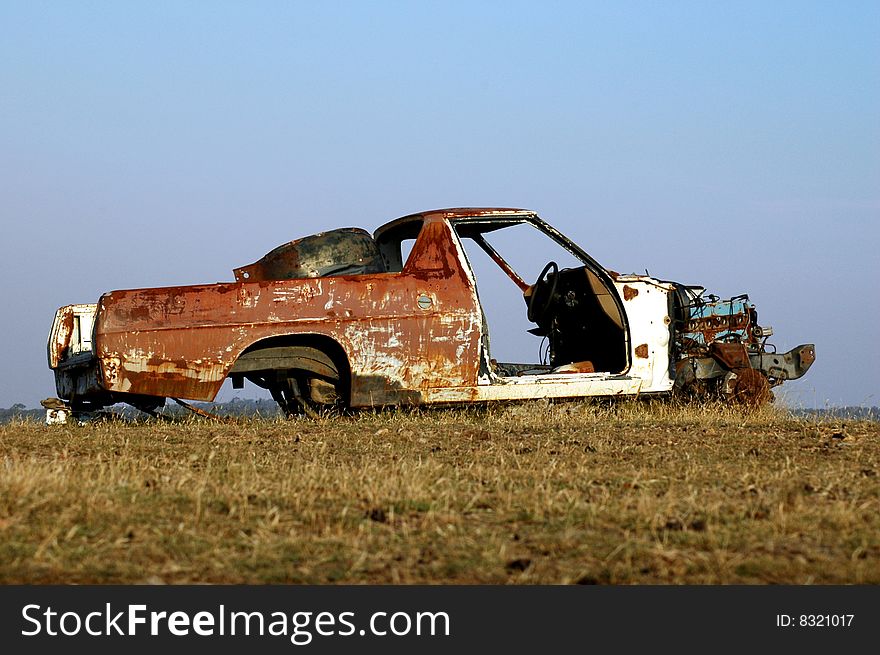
xmin=1 ymin=1 xmax=878 ymax=408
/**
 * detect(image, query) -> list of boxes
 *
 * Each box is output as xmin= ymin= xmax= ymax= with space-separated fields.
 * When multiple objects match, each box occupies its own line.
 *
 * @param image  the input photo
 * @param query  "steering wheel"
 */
xmin=527 ymin=261 xmax=559 ymax=323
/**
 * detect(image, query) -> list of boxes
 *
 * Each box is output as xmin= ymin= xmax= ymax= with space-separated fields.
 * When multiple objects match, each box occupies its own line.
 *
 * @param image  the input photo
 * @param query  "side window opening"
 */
xmin=375 ymin=220 xmax=424 ymax=273
xmin=400 ymin=238 xmax=416 ymax=269
xmin=453 ymin=220 xmax=628 ymax=375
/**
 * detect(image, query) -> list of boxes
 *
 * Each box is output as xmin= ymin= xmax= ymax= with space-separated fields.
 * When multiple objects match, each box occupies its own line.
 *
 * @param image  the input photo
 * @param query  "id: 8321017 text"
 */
xmin=776 ymin=614 xmax=854 ymax=628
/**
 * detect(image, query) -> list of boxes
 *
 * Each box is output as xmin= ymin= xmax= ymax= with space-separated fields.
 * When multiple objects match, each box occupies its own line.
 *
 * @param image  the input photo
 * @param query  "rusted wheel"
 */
xmin=730 ymin=369 xmax=772 ymax=407
xmin=236 ymin=344 xmax=348 ymax=418
xmin=266 ymin=372 xmax=345 ymax=419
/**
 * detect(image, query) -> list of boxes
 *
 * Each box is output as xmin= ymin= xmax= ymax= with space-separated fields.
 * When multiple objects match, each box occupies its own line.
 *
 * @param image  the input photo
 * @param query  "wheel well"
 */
xmin=230 ymin=334 xmax=351 ymax=396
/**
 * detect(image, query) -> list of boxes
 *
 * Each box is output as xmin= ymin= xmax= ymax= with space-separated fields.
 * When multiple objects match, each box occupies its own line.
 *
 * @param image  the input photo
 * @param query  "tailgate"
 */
xmin=47 ymin=304 xmax=98 ymax=368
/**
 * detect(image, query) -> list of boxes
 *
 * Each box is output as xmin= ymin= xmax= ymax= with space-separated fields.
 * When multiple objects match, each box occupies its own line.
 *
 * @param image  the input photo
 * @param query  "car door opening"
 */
xmin=452 ymin=218 xmax=628 ymax=378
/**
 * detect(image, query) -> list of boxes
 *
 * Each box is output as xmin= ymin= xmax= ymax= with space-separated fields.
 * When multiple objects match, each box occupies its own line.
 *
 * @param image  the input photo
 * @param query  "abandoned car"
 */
xmin=46 ymin=208 xmax=814 ymax=420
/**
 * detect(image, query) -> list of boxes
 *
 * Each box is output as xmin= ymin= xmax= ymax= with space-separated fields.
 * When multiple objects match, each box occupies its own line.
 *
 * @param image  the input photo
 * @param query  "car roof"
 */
xmin=374 ymin=207 xmax=536 ymax=240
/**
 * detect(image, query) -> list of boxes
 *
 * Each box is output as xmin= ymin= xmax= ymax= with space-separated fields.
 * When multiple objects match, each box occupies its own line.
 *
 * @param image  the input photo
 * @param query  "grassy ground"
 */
xmin=0 ymin=400 xmax=877 ymax=584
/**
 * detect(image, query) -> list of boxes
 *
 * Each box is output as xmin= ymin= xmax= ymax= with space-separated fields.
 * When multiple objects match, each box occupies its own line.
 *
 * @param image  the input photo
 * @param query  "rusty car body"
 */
xmin=46 ymin=208 xmax=814 ymax=420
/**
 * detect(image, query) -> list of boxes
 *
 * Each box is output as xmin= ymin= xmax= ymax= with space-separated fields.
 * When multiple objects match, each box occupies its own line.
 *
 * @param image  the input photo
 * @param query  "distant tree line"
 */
xmin=0 ymin=404 xmax=45 ymax=422
xmin=792 ymin=407 xmax=879 ymax=421
xmin=0 ymin=400 xmax=877 ymax=424
xmin=0 ymin=398 xmax=283 ymax=423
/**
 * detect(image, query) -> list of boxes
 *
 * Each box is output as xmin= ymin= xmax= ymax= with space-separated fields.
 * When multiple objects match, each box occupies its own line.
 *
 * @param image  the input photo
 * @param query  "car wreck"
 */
xmin=46 ymin=208 xmax=814 ymax=421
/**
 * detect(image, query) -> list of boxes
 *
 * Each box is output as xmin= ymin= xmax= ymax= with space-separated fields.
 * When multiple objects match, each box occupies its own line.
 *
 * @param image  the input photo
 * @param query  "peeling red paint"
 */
xmin=89 ymin=217 xmax=482 ymax=406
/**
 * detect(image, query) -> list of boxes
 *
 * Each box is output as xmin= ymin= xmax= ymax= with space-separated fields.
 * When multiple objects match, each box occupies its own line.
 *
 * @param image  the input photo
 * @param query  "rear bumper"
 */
xmin=48 ymin=303 xmax=107 ymax=403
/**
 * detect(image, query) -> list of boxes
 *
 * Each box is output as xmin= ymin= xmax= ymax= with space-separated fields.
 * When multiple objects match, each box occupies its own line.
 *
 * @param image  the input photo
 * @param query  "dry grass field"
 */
xmin=1 ymin=400 xmax=878 ymax=584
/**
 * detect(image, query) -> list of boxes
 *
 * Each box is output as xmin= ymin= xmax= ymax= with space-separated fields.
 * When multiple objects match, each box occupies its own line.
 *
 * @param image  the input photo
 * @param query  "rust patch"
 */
xmin=352 ymin=374 xmax=424 ymax=407
xmin=553 ymin=360 xmax=595 ymax=374
xmin=710 ymin=342 xmax=750 ymax=370
xmin=680 ymin=312 xmax=752 ymax=348
xmin=635 ymin=344 xmax=649 ymax=359
xmin=799 ymin=344 xmax=815 ymax=368
xmin=49 ymin=306 xmax=76 ymax=367
xmin=731 ymin=369 xmax=771 ymax=407
xmin=622 ymin=285 xmax=638 ymax=301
